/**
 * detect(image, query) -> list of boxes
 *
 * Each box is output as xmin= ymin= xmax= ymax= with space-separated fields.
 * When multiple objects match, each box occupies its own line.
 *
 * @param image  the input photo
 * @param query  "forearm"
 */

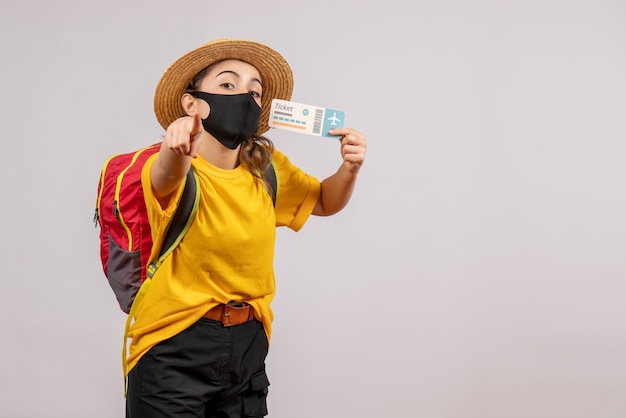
xmin=151 ymin=143 xmax=192 ymax=198
xmin=313 ymin=163 xmax=360 ymax=216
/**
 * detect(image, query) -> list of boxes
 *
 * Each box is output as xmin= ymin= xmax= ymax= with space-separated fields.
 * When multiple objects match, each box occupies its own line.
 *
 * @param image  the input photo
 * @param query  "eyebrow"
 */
xmin=215 ymin=70 xmax=263 ymax=86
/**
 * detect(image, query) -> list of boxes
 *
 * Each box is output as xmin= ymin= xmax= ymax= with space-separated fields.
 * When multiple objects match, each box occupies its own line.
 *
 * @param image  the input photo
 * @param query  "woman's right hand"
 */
xmin=152 ymin=113 xmax=203 ymax=200
xmin=163 ymin=113 xmax=203 ymax=158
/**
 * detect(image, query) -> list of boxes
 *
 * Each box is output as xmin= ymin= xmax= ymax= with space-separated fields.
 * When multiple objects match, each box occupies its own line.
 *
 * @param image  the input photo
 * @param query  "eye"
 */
xmin=220 ymin=82 xmax=235 ymax=89
xmin=250 ymin=90 xmax=261 ymax=98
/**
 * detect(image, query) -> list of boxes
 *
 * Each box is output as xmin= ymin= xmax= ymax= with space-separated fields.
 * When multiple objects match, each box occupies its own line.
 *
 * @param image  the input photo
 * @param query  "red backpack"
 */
xmin=94 ymin=143 xmax=199 ymax=314
xmin=94 ymin=144 xmax=277 ymax=315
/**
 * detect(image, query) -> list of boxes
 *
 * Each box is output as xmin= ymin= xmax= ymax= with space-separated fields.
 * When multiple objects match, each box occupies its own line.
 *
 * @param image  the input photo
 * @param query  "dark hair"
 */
xmin=186 ymin=61 xmax=275 ymax=197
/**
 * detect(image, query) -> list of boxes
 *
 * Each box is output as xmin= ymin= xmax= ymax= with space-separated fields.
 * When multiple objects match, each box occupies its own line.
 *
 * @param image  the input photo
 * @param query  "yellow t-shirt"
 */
xmin=126 ymin=149 xmax=320 ymax=374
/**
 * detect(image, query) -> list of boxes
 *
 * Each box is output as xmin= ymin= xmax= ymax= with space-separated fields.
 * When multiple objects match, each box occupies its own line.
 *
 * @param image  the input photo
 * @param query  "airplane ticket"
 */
xmin=268 ymin=99 xmax=345 ymax=138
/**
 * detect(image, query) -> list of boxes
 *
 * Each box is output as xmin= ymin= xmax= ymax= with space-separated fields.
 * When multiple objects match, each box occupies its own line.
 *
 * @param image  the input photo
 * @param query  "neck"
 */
xmin=197 ymin=135 xmax=240 ymax=169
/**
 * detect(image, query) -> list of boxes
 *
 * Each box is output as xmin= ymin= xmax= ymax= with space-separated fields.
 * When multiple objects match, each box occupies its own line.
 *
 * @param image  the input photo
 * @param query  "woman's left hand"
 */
xmin=329 ymin=128 xmax=367 ymax=173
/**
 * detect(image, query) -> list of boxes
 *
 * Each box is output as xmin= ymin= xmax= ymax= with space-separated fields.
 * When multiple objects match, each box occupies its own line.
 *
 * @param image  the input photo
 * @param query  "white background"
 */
xmin=1 ymin=0 xmax=625 ymax=417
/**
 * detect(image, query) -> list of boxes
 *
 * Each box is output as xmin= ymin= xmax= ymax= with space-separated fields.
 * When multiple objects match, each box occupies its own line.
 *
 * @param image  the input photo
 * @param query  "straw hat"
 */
xmin=154 ymin=38 xmax=294 ymax=135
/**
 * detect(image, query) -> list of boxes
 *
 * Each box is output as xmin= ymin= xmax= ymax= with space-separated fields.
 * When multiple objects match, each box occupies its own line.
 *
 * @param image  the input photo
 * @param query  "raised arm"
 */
xmin=312 ymin=127 xmax=367 ymax=216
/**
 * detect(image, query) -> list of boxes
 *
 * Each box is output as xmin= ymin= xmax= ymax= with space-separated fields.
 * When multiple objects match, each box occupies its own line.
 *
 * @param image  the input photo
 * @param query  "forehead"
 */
xmin=207 ymin=59 xmax=261 ymax=80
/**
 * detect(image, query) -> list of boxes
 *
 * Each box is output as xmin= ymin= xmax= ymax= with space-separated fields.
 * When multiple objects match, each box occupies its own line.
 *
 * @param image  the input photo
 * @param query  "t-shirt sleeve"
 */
xmin=272 ymin=149 xmax=321 ymax=232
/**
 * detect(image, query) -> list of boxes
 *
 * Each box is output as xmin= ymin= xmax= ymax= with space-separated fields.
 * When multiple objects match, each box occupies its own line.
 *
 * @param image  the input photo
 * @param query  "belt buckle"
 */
xmin=222 ymin=301 xmax=249 ymax=327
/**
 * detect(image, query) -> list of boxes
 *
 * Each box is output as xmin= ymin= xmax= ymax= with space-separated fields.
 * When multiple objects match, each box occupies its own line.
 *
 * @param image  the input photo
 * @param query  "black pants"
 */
xmin=126 ymin=318 xmax=270 ymax=418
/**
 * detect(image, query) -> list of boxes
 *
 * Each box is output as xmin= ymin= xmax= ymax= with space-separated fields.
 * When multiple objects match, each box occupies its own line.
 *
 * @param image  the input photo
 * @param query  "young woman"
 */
xmin=125 ymin=38 xmax=367 ymax=417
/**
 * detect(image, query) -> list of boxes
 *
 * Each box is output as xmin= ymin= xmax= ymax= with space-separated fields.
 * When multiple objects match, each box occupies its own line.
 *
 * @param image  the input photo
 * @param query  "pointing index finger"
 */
xmin=191 ymin=112 xmax=202 ymax=135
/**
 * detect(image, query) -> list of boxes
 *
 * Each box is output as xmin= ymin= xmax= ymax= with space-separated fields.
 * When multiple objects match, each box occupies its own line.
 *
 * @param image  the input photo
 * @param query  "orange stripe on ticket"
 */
xmin=272 ymin=121 xmax=306 ymax=130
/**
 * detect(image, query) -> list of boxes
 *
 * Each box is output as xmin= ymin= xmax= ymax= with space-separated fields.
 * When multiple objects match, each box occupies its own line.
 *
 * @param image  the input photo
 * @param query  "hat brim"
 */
xmin=154 ymin=39 xmax=293 ymax=135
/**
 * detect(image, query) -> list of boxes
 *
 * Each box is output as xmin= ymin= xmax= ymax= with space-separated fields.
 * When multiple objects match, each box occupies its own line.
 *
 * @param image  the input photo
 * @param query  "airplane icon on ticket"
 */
xmin=327 ymin=112 xmax=341 ymax=126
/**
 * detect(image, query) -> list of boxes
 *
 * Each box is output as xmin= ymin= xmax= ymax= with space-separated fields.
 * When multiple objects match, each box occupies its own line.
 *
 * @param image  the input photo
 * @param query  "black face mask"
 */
xmin=189 ymin=92 xmax=261 ymax=150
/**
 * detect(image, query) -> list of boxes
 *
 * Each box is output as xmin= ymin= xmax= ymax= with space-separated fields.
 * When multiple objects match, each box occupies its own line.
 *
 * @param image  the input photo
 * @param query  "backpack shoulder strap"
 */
xmin=266 ymin=161 xmax=278 ymax=206
xmin=159 ymin=168 xmax=199 ymax=259
xmin=146 ymin=167 xmax=200 ymax=278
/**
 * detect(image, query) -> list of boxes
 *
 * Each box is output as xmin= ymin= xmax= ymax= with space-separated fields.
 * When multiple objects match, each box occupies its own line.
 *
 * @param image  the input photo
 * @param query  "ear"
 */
xmin=181 ymin=93 xmax=197 ymax=116
xmin=181 ymin=93 xmax=210 ymax=119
